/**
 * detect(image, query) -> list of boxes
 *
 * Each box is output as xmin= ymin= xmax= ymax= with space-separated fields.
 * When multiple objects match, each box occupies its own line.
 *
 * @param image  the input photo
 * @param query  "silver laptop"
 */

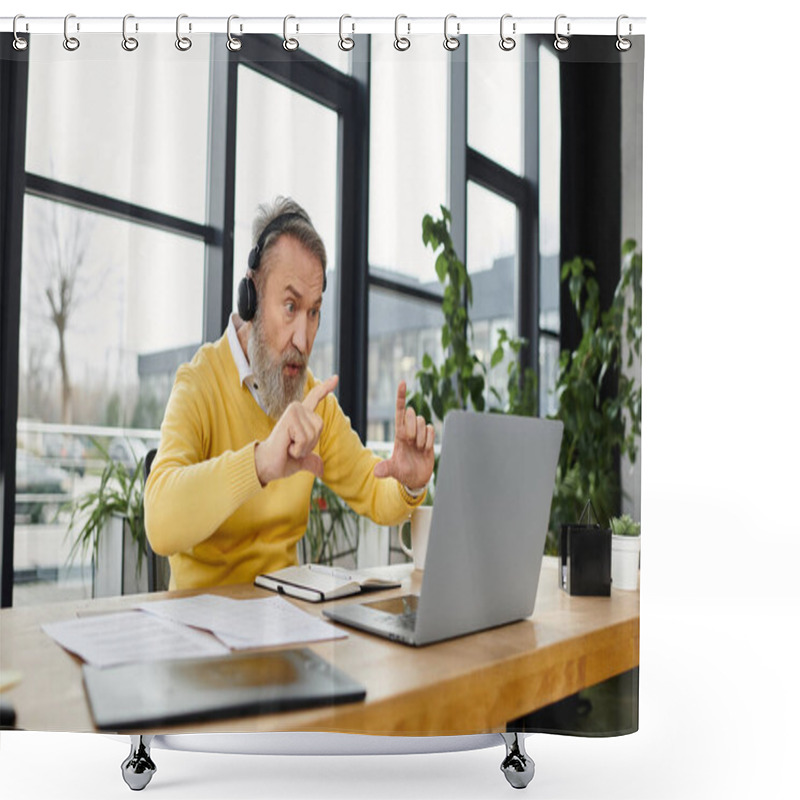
xmin=323 ymin=410 xmax=563 ymax=646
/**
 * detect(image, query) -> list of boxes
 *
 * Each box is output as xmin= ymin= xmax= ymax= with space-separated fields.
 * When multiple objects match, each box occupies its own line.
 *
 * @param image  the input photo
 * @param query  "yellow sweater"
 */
xmin=144 ymin=334 xmax=423 ymax=590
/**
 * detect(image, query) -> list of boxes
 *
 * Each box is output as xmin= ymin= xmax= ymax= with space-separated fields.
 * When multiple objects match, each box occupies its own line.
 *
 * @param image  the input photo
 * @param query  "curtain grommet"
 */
xmin=63 ymin=13 xmax=80 ymax=51
xmin=499 ymin=14 xmax=516 ymax=51
xmin=394 ymin=15 xmax=411 ymax=51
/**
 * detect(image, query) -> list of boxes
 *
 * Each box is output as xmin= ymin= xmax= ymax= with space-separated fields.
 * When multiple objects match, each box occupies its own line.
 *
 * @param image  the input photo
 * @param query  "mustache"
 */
xmin=281 ymin=347 xmax=308 ymax=368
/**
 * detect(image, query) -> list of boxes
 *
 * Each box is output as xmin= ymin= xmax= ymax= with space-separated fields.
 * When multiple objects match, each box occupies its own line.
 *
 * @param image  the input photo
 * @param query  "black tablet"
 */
xmin=83 ymin=648 xmax=365 ymax=730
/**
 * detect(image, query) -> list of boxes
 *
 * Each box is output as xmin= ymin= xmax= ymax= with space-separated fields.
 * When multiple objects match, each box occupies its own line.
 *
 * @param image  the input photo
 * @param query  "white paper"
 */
xmin=135 ymin=594 xmax=249 ymax=638
xmin=137 ymin=594 xmax=346 ymax=649
xmin=41 ymin=610 xmax=230 ymax=669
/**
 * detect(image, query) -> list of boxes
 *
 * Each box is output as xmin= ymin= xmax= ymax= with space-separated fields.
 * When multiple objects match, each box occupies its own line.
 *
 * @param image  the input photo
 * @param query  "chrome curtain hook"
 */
xmin=227 ymin=15 xmax=242 ymax=51
xmin=63 ymin=13 xmax=80 ymax=51
xmin=554 ymin=14 xmax=571 ymax=51
xmin=338 ymin=14 xmax=355 ymax=51
xmin=394 ymin=15 xmax=411 ymax=51
xmin=616 ymin=14 xmax=632 ymax=51
xmin=499 ymin=14 xmax=516 ymax=51
xmin=443 ymin=14 xmax=460 ymax=51
xmin=12 ymin=14 xmax=29 ymax=51
xmin=283 ymin=15 xmax=299 ymax=51
xmin=176 ymin=14 xmax=192 ymax=51
xmin=121 ymin=14 xmax=139 ymax=51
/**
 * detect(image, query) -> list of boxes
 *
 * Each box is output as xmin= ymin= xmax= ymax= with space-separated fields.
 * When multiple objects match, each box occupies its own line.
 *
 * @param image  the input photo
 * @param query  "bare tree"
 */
xmin=29 ymin=201 xmax=95 ymax=424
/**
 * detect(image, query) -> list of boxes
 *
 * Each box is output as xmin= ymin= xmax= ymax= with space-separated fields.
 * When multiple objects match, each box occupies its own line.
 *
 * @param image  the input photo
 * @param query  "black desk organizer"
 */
xmin=559 ymin=501 xmax=611 ymax=596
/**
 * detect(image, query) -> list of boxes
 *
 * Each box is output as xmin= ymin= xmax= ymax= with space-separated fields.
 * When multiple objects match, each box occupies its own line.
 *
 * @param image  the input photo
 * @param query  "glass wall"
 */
xmin=25 ymin=34 xmax=210 ymax=224
xmin=366 ymin=289 xmax=444 ymax=442
xmin=467 ymin=182 xmax=518 ymax=405
xmin=467 ymin=35 xmax=523 ymax=175
xmin=234 ymin=65 xmax=340 ymax=382
xmin=368 ymin=35 xmax=449 ymax=286
xmin=14 ymin=36 xmax=211 ymax=605
xmin=367 ymin=35 xmax=450 ymax=442
xmin=538 ymin=44 xmax=562 ymax=417
xmin=5 ymin=32 xmax=556 ymax=605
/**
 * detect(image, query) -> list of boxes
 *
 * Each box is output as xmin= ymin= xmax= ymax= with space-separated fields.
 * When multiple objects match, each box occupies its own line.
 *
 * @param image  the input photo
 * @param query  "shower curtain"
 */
xmin=1 ymin=13 xmax=644 ymax=796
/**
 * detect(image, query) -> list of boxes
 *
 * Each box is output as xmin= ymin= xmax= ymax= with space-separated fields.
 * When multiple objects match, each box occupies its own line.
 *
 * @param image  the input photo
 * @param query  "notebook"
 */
xmin=82 ymin=648 xmax=366 ymax=730
xmin=323 ymin=410 xmax=563 ymax=646
xmin=255 ymin=564 xmax=401 ymax=603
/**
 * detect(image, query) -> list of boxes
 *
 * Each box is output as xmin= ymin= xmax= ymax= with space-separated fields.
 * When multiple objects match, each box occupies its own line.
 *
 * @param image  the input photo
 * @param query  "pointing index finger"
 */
xmin=303 ymin=374 xmax=339 ymax=412
xmin=394 ymin=381 xmax=407 ymax=434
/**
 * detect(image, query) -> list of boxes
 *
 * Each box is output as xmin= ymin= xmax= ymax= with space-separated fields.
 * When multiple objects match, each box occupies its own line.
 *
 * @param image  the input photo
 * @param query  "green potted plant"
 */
xmin=300 ymin=479 xmax=360 ymax=567
xmin=65 ymin=440 xmax=148 ymax=597
xmin=548 ymin=239 xmax=642 ymax=552
xmin=407 ymin=206 xmax=537 ymax=450
xmin=609 ymin=513 xmax=641 ymax=591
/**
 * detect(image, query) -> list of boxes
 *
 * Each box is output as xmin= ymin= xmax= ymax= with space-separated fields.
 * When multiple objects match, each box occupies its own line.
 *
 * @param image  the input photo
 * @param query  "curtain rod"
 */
xmin=1 ymin=15 xmax=646 ymax=38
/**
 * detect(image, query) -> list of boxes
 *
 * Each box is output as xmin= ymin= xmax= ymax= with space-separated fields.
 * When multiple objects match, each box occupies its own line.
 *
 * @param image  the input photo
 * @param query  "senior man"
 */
xmin=144 ymin=197 xmax=434 ymax=590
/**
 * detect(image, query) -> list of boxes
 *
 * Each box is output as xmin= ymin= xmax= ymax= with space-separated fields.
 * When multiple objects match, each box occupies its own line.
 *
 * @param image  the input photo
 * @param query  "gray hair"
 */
xmin=250 ymin=197 xmax=327 ymax=288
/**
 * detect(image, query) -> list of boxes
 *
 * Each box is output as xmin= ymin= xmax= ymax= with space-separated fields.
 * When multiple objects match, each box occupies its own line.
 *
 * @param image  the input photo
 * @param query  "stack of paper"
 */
xmin=136 ymin=594 xmax=347 ymax=649
xmin=42 ymin=611 xmax=229 ymax=669
xmin=42 ymin=595 xmax=346 ymax=669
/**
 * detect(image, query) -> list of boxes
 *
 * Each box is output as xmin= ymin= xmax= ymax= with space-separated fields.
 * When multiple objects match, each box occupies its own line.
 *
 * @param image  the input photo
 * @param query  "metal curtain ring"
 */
xmin=122 ymin=14 xmax=139 ymax=51
xmin=63 ymin=13 xmax=80 ymax=51
xmin=176 ymin=14 xmax=192 ymax=51
xmin=338 ymin=14 xmax=355 ymax=51
xmin=394 ymin=15 xmax=411 ymax=51
xmin=616 ymin=15 xmax=632 ymax=51
xmin=283 ymin=15 xmax=299 ymax=51
xmin=227 ymin=15 xmax=242 ymax=51
xmin=443 ymin=14 xmax=460 ymax=51
xmin=13 ymin=15 xmax=29 ymax=51
xmin=554 ymin=14 xmax=571 ymax=51
xmin=499 ymin=14 xmax=516 ymax=51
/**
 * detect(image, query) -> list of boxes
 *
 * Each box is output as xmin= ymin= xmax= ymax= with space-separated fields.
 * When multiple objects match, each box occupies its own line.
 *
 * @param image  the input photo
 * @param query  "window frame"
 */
xmin=1 ymin=33 xmax=554 ymax=606
xmin=364 ymin=36 xmax=543 ymax=436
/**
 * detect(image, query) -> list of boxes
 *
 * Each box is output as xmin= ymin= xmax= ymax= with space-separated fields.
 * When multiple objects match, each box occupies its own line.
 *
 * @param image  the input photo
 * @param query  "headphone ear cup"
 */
xmin=247 ymin=246 xmax=260 ymax=271
xmin=237 ymin=276 xmax=258 ymax=321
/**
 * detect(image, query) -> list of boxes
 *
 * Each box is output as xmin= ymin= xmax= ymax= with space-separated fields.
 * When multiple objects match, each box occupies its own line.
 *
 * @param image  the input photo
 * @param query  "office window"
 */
xmin=467 ymin=182 xmax=518 ymax=405
xmin=366 ymin=288 xmax=444 ymax=443
xmin=368 ymin=35 xmax=449 ymax=285
xmin=25 ymin=35 xmax=211 ymax=225
xmin=298 ymin=35 xmax=352 ymax=74
xmin=234 ymin=66 xmax=340 ymax=381
xmin=467 ymin=35 xmax=524 ymax=175
xmin=14 ymin=196 xmax=205 ymax=605
xmin=3 ymin=31 xmax=561 ymax=605
xmin=539 ymin=44 xmax=562 ymax=416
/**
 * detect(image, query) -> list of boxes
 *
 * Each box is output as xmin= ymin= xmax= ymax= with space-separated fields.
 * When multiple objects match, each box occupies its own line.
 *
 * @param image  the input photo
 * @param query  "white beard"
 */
xmin=248 ymin=323 xmax=307 ymax=418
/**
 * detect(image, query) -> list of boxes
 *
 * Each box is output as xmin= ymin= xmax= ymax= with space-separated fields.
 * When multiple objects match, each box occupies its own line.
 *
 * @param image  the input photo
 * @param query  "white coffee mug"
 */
xmin=400 ymin=506 xmax=433 ymax=570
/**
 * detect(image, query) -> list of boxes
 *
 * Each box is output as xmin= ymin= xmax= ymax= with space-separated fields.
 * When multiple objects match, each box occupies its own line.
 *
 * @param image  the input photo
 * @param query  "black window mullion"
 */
xmin=1 ymin=36 xmax=29 ymax=608
xmin=368 ymin=273 xmax=444 ymax=307
xmin=24 ymin=173 xmax=216 ymax=245
xmin=336 ymin=35 xmax=369 ymax=438
xmin=523 ymin=34 xmax=542 ymax=394
xmin=449 ymin=40 xmax=468 ymax=263
xmin=238 ymin=35 xmax=355 ymax=114
xmin=204 ymin=36 xmax=238 ymax=342
xmin=466 ymin=147 xmax=527 ymax=206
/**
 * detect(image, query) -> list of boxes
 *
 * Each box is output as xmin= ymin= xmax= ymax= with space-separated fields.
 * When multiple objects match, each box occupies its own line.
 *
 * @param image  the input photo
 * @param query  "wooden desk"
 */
xmin=0 ymin=557 xmax=638 ymax=736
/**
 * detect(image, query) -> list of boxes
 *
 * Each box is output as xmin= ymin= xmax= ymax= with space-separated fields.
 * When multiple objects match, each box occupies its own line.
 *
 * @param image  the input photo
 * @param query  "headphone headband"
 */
xmin=238 ymin=211 xmax=326 ymax=322
xmin=247 ymin=212 xmax=307 ymax=271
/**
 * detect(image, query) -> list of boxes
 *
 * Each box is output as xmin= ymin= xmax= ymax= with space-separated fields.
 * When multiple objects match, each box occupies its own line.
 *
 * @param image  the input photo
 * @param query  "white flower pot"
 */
xmin=93 ymin=514 xmax=148 ymax=597
xmin=611 ymin=534 xmax=640 ymax=591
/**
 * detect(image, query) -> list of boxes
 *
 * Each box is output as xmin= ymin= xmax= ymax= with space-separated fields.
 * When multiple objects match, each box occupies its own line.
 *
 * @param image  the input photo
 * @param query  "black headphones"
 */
xmin=237 ymin=212 xmax=327 ymax=322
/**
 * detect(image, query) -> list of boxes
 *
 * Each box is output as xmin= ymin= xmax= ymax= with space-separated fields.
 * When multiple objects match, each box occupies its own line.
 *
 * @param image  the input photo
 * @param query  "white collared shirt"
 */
xmin=226 ymin=313 xmax=270 ymax=414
